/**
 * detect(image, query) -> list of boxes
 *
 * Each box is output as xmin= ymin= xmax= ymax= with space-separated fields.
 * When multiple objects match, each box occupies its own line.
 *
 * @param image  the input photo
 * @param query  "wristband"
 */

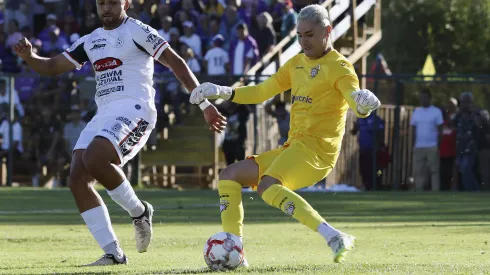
xmin=199 ymin=99 xmax=211 ymax=110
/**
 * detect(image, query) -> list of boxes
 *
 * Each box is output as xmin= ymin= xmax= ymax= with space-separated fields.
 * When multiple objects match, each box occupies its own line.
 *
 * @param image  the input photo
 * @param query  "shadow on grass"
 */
xmin=0 ymin=189 xmax=489 ymax=225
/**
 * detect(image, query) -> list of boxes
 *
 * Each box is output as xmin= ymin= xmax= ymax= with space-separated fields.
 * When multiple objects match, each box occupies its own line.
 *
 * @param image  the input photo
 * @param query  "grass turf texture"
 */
xmin=0 ymin=189 xmax=489 ymax=274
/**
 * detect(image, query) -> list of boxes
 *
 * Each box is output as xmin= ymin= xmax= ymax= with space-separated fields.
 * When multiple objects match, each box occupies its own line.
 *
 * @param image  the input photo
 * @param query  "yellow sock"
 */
xmin=218 ymin=180 xmax=244 ymax=237
xmin=261 ymin=184 xmax=326 ymax=231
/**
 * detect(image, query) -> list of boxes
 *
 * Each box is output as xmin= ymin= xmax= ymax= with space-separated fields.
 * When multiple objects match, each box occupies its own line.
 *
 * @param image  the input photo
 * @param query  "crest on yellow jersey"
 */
xmin=310 ymin=65 xmax=320 ymax=78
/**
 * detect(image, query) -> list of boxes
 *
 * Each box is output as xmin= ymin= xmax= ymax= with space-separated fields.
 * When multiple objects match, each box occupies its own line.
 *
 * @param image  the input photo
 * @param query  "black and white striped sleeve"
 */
xmin=62 ymin=35 xmax=89 ymax=70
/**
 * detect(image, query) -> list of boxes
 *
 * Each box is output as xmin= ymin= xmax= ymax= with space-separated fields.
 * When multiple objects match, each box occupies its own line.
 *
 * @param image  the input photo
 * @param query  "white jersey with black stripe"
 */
xmin=62 ymin=17 xmax=169 ymax=109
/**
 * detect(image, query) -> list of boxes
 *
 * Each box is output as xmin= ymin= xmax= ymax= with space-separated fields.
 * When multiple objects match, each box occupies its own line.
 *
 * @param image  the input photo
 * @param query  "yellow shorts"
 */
xmin=248 ymin=135 xmax=340 ymax=191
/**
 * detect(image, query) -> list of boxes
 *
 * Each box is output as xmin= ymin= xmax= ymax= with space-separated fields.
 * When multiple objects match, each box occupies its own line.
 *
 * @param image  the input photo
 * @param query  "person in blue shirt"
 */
xmin=351 ymin=113 xmax=385 ymax=191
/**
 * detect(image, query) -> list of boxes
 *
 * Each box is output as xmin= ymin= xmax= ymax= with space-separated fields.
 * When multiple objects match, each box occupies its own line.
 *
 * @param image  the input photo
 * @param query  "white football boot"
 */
xmin=132 ymin=200 xmax=154 ymax=253
xmin=328 ymin=233 xmax=356 ymax=263
xmin=83 ymin=254 xmax=127 ymax=266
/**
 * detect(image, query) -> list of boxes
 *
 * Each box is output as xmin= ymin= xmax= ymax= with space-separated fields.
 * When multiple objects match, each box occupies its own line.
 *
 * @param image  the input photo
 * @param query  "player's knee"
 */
xmin=68 ymin=166 xmax=92 ymax=191
xmin=257 ymin=176 xmax=282 ymax=196
xmin=219 ymin=166 xmax=239 ymax=182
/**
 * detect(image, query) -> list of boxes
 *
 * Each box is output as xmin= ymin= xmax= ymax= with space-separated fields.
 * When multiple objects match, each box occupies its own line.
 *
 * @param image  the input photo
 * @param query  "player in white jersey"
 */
xmin=12 ymin=0 xmax=226 ymax=266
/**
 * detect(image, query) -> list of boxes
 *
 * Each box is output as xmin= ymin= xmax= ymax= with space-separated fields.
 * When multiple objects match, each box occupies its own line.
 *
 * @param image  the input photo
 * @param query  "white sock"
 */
xmin=317 ymin=222 xmax=342 ymax=243
xmin=107 ymin=179 xmax=145 ymax=218
xmin=81 ymin=205 xmax=122 ymax=256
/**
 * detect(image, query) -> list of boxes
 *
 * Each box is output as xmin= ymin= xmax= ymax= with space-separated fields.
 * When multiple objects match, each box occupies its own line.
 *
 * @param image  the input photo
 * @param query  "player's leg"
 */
xmin=68 ymin=150 xmax=127 ymax=266
xmin=218 ymin=159 xmax=260 ymax=237
xmin=256 ymin=141 xmax=355 ymax=263
xmin=83 ymin=137 xmax=153 ymax=253
xmin=83 ymin=114 xmax=156 ymax=253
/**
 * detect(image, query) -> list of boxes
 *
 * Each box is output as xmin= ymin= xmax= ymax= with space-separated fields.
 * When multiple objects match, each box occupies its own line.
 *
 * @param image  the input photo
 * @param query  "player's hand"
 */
xmin=352 ymin=89 xmax=381 ymax=115
xmin=203 ymin=104 xmax=227 ymax=133
xmin=12 ymin=37 xmax=33 ymax=60
xmin=190 ymin=82 xmax=233 ymax=104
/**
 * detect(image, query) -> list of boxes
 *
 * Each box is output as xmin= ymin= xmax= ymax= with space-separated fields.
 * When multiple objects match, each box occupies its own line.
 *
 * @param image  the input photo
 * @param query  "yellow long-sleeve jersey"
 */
xmin=231 ymin=49 xmax=368 ymax=150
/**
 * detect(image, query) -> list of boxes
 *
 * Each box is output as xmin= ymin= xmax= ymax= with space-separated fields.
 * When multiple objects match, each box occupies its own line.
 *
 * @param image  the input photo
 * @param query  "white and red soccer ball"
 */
xmin=203 ymin=232 xmax=244 ymax=271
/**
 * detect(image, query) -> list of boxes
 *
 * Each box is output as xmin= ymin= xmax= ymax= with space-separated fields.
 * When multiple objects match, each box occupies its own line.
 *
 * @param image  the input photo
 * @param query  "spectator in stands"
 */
xmin=13 ymin=3 xmax=31 ymax=30
xmin=158 ymin=16 xmax=177 ymax=42
xmin=219 ymin=5 xmax=245 ymax=48
xmin=79 ymin=13 xmax=98 ymax=36
xmin=30 ymin=108 xmax=62 ymax=187
xmin=183 ymin=47 xmax=201 ymax=73
xmin=31 ymin=0 xmax=47 ymax=35
xmin=197 ymin=14 xmax=213 ymax=48
xmin=180 ymin=21 xmax=202 ymax=58
xmin=205 ymin=0 xmax=226 ymax=17
xmin=6 ymin=19 xmax=23 ymax=48
xmin=475 ymin=110 xmax=490 ymax=191
xmin=169 ymin=28 xmax=182 ymax=50
xmin=0 ymin=79 xmax=25 ymax=118
xmin=280 ymin=0 xmax=298 ymax=40
xmin=16 ymin=62 xmax=39 ymax=108
xmin=255 ymin=12 xmax=276 ymax=57
xmin=0 ymin=105 xmax=24 ymax=167
xmin=38 ymin=14 xmax=59 ymax=43
xmin=265 ymin=99 xmax=290 ymax=146
xmin=452 ymin=92 xmax=480 ymax=191
xmin=239 ymin=0 xmax=269 ymax=27
xmin=229 ymin=23 xmax=259 ymax=76
xmin=411 ymin=89 xmax=443 ymax=191
xmin=439 ymin=98 xmax=458 ymax=191
xmin=351 ymin=112 xmax=385 ymax=191
xmin=63 ymin=105 xmax=87 ymax=162
xmin=204 ymin=34 xmax=229 ymax=77
xmin=207 ymin=17 xmax=221 ymax=48
xmin=221 ymin=101 xmax=250 ymax=165
xmin=41 ymin=26 xmax=69 ymax=55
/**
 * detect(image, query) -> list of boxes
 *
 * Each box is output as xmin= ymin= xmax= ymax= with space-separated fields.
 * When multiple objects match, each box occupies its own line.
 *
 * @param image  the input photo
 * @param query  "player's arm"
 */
xmin=190 ymin=58 xmax=292 ymax=105
xmin=158 ymin=47 xmax=200 ymax=93
xmin=128 ymin=19 xmax=226 ymax=131
xmin=12 ymin=38 xmax=77 ymax=76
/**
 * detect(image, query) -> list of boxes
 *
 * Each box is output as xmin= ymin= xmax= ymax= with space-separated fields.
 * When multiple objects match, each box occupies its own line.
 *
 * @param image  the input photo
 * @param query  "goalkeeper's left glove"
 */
xmin=351 ymin=89 xmax=381 ymax=115
xmin=190 ymin=82 xmax=233 ymax=107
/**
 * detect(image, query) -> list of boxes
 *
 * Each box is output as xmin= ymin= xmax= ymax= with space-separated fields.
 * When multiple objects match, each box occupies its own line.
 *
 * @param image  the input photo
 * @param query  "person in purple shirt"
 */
xmin=219 ymin=5 xmax=245 ymax=49
xmin=16 ymin=62 xmax=40 ymax=105
xmin=229 ymin=23 xmax=259 ymax=76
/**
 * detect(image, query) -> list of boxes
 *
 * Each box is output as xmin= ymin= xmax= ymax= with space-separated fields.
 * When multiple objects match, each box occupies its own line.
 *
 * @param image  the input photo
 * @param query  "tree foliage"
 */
xmin=377 ymin=0 xmax=490 ymax=74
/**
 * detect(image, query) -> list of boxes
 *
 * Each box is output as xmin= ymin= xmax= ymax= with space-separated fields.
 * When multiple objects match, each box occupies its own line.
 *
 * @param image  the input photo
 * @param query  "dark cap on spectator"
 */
xmin=236 ymin=22 xmax=248 ymax=30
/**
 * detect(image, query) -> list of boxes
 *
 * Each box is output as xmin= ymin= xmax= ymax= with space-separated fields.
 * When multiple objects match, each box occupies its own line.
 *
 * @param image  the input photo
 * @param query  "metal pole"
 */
xmin=392 ymin=79 xmax=402 ymax=190
xmin=7 ymin=76 xmax=14 ymax=187
xmin=371 ymin=61 xmax=380 ymax=191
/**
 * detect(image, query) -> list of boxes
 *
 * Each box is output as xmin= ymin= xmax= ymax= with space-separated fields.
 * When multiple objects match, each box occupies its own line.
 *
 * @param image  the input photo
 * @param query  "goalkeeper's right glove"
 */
xmin=190 ymin=82 xmax=233 ymax=106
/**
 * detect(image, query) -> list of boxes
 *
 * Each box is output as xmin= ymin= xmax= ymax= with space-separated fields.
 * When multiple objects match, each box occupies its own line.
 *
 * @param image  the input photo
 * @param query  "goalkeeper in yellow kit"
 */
xmin=190 ymin=4 xmax=380 ymax=264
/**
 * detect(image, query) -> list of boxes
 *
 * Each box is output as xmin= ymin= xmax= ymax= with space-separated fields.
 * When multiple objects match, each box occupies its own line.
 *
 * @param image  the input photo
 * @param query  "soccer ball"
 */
xmin=203 ymin=232 xmax=244 ymax=271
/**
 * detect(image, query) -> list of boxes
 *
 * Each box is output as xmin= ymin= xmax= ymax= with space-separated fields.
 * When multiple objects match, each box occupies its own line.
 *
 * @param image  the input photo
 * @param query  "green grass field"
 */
xmin=0 ymin=188 xmax=489 ymax=275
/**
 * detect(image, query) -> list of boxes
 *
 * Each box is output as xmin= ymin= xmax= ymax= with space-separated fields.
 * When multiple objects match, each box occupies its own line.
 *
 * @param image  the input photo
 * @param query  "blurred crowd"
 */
xmin=0 ymin=0 xmax=311 ymax=186
xmin=351 ymin=90 xmax=490 ymax=192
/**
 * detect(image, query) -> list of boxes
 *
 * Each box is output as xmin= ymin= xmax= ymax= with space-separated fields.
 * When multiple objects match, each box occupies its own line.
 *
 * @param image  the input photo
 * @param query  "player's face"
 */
xmin=96 ymin=0 xmax=128 ymax=29
xmin=297 ymin=20 xmax=332 ymax=59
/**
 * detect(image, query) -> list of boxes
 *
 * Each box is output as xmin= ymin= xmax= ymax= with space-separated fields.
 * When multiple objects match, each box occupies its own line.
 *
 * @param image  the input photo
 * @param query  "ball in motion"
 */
xmin=203 ymin=232 xmax=244 ymax=271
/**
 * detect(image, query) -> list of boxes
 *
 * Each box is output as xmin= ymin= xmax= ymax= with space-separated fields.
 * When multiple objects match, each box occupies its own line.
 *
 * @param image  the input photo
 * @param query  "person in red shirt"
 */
xmin=439 ymin=98 xmax=458 ymax=191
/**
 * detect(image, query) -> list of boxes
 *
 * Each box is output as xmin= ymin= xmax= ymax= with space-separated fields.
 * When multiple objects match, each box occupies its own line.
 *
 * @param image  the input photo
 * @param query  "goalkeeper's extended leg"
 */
xmin=218 ymin=159 xmax=260 ymax=267
xmin=257 ymin=176 xmax=356 ymax=263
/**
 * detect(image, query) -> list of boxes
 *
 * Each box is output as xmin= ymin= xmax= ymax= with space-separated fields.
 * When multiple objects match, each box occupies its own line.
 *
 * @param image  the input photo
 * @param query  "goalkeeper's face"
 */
xmin=97 ymin=0 xmax=129 ymax=29
xmin=297 ymin=20 xmax=332 ymax=59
